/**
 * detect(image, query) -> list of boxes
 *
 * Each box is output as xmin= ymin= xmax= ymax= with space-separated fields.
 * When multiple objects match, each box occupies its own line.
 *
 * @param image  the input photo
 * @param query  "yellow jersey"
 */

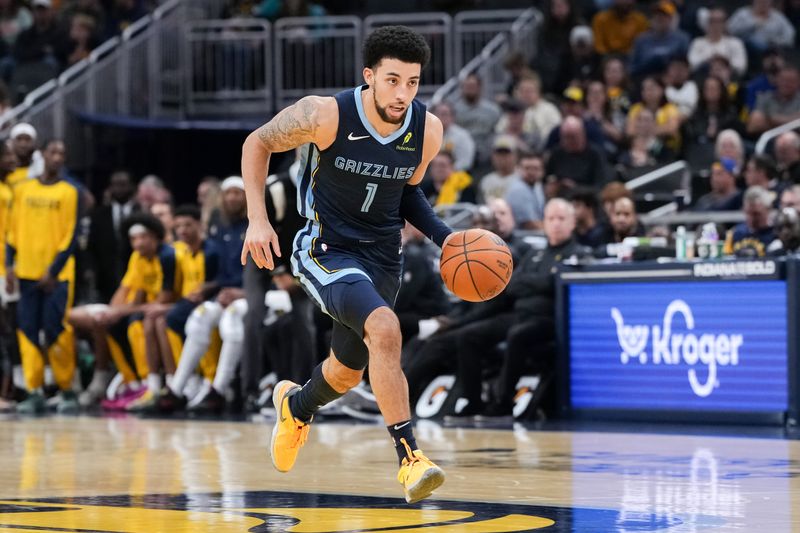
xmin=6 ymin=167 xmax=30 ymax=188
xmin=7 ymin=178 xmax=79 ymax=282
xmin=0 ymin=181 xmax=11 ymax=277
xmin=176 ymin=240 xmax=219 ymax=297
xmin=120 ymin=244 xmax=178 ymax=303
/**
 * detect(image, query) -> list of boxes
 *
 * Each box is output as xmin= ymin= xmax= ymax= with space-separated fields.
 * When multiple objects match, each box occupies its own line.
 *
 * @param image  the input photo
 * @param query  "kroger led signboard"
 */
xmin=569 ymin=281 xmax=788 ymax=412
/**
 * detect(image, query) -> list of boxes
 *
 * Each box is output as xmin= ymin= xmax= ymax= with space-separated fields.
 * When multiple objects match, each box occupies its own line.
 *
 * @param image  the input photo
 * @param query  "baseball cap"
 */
xmin=492 ymin=134 xmax=518 ymax=152
xmin=653 ymin=0 xmax=676 ymax=16
xmin=713 ymin=157 xmax=738 ymax=175
xmin=32 ymin=0 xmax=51 ymax=8
xmin=9 ymin=122 xmax=37 ymax=140
xmin=562 ymin=86 xmax=584 ymax=103
xmin=569 ymin=25 xmax=593 ymax=46
xmin=221 ymin=175 xmax=245 ymax=191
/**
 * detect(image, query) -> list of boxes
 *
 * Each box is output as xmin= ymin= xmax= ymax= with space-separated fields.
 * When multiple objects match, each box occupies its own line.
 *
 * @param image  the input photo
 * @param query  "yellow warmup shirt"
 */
xmin=176 ymin=240 xmax=219 ymax=297
xmin=6 ymin=166 xmax=30 ymax=188
xmin=7 ymin=178 xmax=79 ymax=282
xmin=120 ymin=244 xmax=178 ymax=303
xmin=0 ymin=181 xmax=12 ymax=277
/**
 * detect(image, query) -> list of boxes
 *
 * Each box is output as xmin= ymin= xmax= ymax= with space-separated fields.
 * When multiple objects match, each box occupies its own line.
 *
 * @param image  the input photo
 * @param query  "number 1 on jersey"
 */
xmin=361 ymin=182 xmax=378 ymax=213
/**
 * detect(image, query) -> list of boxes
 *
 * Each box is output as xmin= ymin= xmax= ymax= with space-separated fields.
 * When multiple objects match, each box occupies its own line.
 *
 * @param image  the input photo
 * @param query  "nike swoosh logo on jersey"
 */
xmin=393 ymin=421 xmax=410 ymax=430
xmin=348 ymin=133 xmax=370 ymax=141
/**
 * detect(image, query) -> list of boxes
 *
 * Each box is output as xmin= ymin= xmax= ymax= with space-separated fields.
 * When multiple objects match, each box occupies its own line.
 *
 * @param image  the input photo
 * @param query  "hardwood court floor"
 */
xmin=0 ymin=415 xmax=799 ymax=532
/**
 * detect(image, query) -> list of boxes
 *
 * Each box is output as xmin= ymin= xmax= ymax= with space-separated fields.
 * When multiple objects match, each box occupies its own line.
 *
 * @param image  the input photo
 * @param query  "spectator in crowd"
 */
xmin=498 ymin=74 xmax=562 ymax=151
xmin=135 ymin=174 xmax=170 ymax=211
xmin=7 ymin=139 xmax=79 ymax=414
xmin=723 ymin=186 xmax=775 ymax=257
xmin=571 ymin=187 xmax=604 ymax=247
xmin=6 ymin=122 xmax=42 ymax=186
xmin=0 ymin=0 xmax=32 ymax=47
xmin=601 ymin=55 xmax=632 ymax=130
xmin=505 ymin=152 xmax=546 ymax=230
xmin=629 ymin=1 xmax=690 ymax=78
xmin=780 ymin=184 xmax=800 ymax=211
xmin=501 ymin=51 xmax=536 ymax=97
xmin=744 ymin=154 xmax=781 ymax=201
xmin=714 ymin=128 xmax=745 ymax=174
xmin=534 ymin=0 xmax=581 ymax=94
xmin=682 ymin=75 xmax=740 ymax=152
xmin=88 ymin=170 xmax=138 ymax=303
xmin=480 ymin=135 xmax=521 ymax=201
xmin=747 ymin=65 xmax=800 ymax=136
xmin=600 ymin=196 xmax=645 ymax=244
xmin=402 ymin=201 xmax=529 ymax=409
xmin=58 ymin=12 xmax=98 ymax=68
xmin=584 ymin=79 xmax=625 ymax=151
xmin=727 ymin=0 xmax=795 ymax=53
xmin=626 ymin=76 xmax=681 ymax=153
xmin=599 ymin=180 xmax=633 ymax=221
xmin=617 ymin=107 xmax=674 ymax=180
xmin=496 ymin=98 xmax=537 ymax=152
xmin=395 ymin=222 xmax=450 ymax=344
xmin=252 ymin=0 xmax=326 ymax=22
xmin=431 ymin=101 xmax=475 ymax=172
xmin=664 ymin=56 xmax=697 ymax=119
xmin=768 ymin=207 xmax=800 ymax=255
xmin=774 ymin=131 xmax=800 ymax=183
xmin=708 ymin=55 xmax=744 ymax=111
xmin=693 ymin=158 xmax=743 ymax=211
xmin=422 ymin=151 xmax=476 ymax=206
xmin=12 ymin=0 xmax=63 ymax=67
xmin=59 ymin=0 xmax=106 ymax=36
xmin=453 ymin=198 xmax=590 ymax=419
xmin=566 ymin=25 xmax=599 ymax=86
xmin=688 ymin=7 xmax=747 ymax=76
xmin=591 ymin=0 xmax=649 ymax=56
xmin=104 ymin=0 xmax=147 ymax=39
xmin=745 ymin=47 xmax=784 ymax=112
xmin=197 ymin=175 xmax=221 ymax=230
xmin=150 ymin=200 xmax=175 ymax=244
xmin=546 ymin=116 xmax=610 ymax=190
xmin=545 ymin=86 xmax=607 ymax=150
xmin=453 ymin=73 xmax=502 ymax=170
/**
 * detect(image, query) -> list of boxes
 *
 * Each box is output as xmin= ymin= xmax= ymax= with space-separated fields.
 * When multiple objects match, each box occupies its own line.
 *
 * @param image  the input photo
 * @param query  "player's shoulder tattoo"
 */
xmin=257 ymin=96 xmax=322 ymax=151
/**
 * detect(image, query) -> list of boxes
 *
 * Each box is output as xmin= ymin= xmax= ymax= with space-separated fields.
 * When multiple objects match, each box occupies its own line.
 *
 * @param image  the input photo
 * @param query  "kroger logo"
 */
xmin=610 ymin=300 xmax=743 ymax=398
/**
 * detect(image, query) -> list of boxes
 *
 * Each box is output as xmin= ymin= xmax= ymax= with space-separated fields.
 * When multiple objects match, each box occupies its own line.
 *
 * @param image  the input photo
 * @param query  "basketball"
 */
xmin=439 ymin=229 xmax=514 ymax=302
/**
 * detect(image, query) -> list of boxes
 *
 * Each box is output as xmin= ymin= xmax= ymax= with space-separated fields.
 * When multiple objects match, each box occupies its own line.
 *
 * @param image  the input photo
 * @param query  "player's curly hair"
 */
xmin=362 ymin=25 xmax=430 ymax=70
xmin=121 ymin=212 xmax=166 ymax=242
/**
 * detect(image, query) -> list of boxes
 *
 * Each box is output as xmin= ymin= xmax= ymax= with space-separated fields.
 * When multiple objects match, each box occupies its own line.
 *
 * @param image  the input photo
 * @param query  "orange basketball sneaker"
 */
xmin=397 ymin=438 xmax=446 ymax=503
xmin=270 ymin=380 xmax=311 ymax=473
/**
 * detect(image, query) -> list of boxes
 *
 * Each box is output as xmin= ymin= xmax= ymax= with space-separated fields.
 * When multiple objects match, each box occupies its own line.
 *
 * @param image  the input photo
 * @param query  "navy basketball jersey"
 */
xmin=296 ymin=84 xmax=426 ymax=243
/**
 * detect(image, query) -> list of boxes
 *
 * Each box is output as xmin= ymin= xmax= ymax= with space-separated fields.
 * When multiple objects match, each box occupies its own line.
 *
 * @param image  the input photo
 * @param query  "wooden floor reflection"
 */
xmin=0 ymin=415 xmax=798 ymax=531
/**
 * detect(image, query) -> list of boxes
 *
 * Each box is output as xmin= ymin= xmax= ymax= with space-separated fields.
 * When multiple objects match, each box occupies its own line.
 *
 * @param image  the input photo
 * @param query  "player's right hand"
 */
xmin=242 ymin=218 xmax=282 ymax=270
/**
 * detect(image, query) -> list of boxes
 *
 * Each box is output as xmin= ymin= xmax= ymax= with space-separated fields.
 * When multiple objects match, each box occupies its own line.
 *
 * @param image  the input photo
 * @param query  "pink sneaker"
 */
xmin=101 ymin=386 xmax=146 ymax=411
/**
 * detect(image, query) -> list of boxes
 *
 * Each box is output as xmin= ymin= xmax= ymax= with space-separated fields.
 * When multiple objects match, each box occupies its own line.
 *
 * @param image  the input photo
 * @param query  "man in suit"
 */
xmin=88 ymin=171 xmax=138 ymax=302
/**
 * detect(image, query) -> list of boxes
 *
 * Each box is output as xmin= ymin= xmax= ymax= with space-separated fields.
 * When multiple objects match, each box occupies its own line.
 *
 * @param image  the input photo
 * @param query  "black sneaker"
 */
xmin=157 ymin=390 xmax=187 ymax=413
xmin=474 ymin=401 xmax=514 ymax=423
xmin=188 ymin=388 xmax=225 ymax=414
xmin=443 ymin=398 xmax=484 ymax=424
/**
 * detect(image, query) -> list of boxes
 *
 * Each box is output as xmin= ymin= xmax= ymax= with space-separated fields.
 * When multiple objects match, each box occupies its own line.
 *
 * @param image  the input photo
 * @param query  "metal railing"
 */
xmin=755 ymin=117 xmax=800 ymax=155
xmin=274 ymin=15 xmax=361 ymax=109
xmin=625 ymin=160 xmax=691 ymax=203
xmin=453 ymin=9 xmax=525 ymax=72
xmin=186 ymin=19 xmax=272 ymax=116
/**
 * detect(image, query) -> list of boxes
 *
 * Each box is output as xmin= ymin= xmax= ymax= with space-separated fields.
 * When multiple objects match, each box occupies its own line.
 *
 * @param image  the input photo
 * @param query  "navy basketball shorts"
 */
xmin=291 ymin=222 xmax=402 ymax=371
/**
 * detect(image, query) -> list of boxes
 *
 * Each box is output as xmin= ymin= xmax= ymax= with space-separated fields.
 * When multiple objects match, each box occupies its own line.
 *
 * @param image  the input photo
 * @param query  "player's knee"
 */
xmin=185 ymin=302 xmax=222 ymax=339
xmin=363 ymin=307 xmax=401 ymax=353
xmin=325 ymin=356 xmax=363 ymax=392
xmin=219 ymin=312 xmax=244 ymax=342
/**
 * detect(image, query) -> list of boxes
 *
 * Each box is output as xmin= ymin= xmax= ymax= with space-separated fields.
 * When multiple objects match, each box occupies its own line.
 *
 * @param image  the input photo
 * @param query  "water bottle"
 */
xmin=675 ymin=225 xmax=686 ymax=260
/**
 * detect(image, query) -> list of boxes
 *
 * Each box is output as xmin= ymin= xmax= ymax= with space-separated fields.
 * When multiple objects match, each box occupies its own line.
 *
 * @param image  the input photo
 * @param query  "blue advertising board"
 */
xmin=569 ymin=280 xmax=788 ymax=412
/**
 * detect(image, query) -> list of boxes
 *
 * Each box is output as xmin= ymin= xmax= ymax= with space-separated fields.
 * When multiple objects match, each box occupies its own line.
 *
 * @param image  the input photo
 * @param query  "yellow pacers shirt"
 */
xmin=6 ymin=166 xmax=30 ymax=188
xmin=120 ymin=244 xmax=178 ymax=303
xmin=176 ymin=240 xmax=219 ymax=297
xmin=7 ymin=178 xmax=79 ymax=282
xmin=0 ymin=181 xmax=12 ymax=277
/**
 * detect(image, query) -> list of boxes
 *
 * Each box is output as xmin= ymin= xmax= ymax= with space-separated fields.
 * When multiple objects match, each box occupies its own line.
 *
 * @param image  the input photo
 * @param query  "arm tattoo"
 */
xmin=257 ymin=98 xmax=318 ymax=151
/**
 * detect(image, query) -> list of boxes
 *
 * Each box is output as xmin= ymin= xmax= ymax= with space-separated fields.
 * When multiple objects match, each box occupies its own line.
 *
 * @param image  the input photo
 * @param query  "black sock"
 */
xmin=288 ymin=363 xmax=344 ymax=423
xmin=388 ymin=420 xmax=418 ymax=465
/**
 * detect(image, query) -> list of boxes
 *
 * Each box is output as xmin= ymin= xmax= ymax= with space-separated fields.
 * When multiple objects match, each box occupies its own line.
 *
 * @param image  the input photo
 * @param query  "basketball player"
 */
xmin=241 ymin=26 xmax=454 ymax=503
